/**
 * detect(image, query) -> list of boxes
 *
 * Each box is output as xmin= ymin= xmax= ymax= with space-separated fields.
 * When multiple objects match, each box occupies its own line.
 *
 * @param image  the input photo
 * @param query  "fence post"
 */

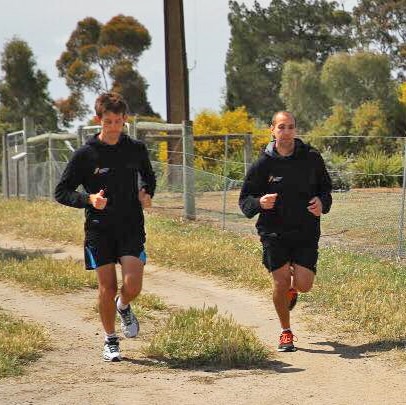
xmin=23 ymin=117 xmax=35 ymax=199
xmin=222 ymin=135 xmax=229 ymax=230
xmin=48 ymin=135 xmax=55 ymax=200
xmin=398 ymin=138 xmax=406 ymax=258
xmin=182 ymin=120 xmax=196 ymax=220
xmin=243 ymin=133 xmax=253 ymax=176
xmin=131 ymin=120 xmax=138 ymax=140
xmin=2 ymin=132 xmax=9 ymax=198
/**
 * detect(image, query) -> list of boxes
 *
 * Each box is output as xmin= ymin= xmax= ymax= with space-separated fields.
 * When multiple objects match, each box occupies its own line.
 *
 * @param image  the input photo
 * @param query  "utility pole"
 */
xmin=164 ymin=0 xmax=190 ymax=185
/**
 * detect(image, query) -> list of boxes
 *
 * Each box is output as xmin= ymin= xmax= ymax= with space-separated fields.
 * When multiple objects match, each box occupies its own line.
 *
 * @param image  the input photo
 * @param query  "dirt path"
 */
xmin=0 ymin=234 xmax=405 ymax=405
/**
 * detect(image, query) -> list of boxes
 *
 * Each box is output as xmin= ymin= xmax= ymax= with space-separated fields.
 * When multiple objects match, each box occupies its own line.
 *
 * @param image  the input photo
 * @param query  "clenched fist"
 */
xmin=138 ymin=188 xmax=152 ymax=209
xmin=89 ymin=189 xmax=107 ymax=210
xmin=259 ymin=193 xmax=278 ymax=210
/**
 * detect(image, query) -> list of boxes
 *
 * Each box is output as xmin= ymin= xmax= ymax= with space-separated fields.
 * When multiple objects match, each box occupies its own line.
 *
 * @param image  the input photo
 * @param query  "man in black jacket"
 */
xmin=239 ymin=111 xmax=332 ymax=352
xmin=55 ymin=92 xmax=156 ymax=362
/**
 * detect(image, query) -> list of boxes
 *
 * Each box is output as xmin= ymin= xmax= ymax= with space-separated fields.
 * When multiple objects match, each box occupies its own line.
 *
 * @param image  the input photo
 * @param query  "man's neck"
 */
xmin=275 ymin=141 xmax=295 ymax=157
xmin=99 ymin=131 xmax=121 ymax=145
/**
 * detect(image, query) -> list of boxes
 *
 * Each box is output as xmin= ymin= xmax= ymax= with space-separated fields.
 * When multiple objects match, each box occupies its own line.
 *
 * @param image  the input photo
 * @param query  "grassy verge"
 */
xmin=146 ymin=214 xmax=273 ymax=293
xmin=145 ymin=306 xmax=270 ymax=368
xmin=0 ymin=252 xmax=97 ymax=292
xmin=308 ymin=247 xmax=406 ymax=342
xmin=0 ymin=310 xmax=49 ymax=378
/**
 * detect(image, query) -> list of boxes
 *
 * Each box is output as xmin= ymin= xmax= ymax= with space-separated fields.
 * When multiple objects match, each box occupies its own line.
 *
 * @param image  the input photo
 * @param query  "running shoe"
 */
xmin=277 ymin=330 xmax=297 ymax=352
xmin=287 ymin=287 xmax=298 ymax=311
xmin=115 ymin=297 xmax=140 ymax=338
xmin=103 ymin=337 xmax=121 ymax=362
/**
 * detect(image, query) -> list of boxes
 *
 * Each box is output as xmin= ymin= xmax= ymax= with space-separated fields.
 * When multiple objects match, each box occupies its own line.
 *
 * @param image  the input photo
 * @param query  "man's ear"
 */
xmin=94 ymin=115 xmax=102 ymax=124
xmin=123 ymin=114 xmax=128 ymax=123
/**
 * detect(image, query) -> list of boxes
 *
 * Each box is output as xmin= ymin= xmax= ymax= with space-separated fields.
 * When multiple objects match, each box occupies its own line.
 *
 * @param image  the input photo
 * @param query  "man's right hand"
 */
xmin=259 ymin=193 xmax=278 ymax=210
xmin=89 ymin=189 xmax=107 ymax=210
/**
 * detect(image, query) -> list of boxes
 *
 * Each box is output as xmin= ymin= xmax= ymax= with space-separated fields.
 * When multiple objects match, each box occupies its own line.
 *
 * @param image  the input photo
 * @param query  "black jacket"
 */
xmin=55 ymin=133 xmax=156 ymax=237
xmin=239 ymin=139 xmax=332 ymax=243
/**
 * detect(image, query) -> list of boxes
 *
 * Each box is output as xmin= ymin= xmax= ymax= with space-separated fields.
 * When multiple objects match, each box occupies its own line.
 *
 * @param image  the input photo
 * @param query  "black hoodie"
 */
xmin=55 ymin=133 xmax=156 ymax=235
xmin=239 ymin=139 xmax=332 ymax=243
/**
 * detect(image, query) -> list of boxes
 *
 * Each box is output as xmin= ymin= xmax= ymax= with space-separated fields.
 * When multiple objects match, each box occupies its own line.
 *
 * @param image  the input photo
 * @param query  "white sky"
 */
xmin=0 ymin=0 xmax=357 ymax=124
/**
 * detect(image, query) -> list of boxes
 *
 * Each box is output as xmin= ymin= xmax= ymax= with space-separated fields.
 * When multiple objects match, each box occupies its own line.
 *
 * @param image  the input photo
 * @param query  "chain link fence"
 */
xmin=2 ymin=124 xmax=406 ymax=260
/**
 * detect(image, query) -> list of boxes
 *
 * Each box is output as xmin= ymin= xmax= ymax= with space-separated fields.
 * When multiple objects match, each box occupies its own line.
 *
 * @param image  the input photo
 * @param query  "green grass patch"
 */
xmin=0 ymin=310 xmax=49 ymax=378
xmin=144 ymin=306 xmax=270 ymax=368
xmin=305 ymin=246 xmax=406 ymax=343
xmin=0 ymin=253 xmax=97 ymax=292
xmin=322 ymin=190 xmax=402 ymax=249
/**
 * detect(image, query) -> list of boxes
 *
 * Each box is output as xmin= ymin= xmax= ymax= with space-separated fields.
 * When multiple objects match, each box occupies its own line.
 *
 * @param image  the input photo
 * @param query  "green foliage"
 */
xmin=56 ymin=15 xmax=156 ymax=123
xmin=321 ymin=52 xmax=395 ymax=110
xmin=307 ymin=96 xmax=403 ymax=156
xmin=110 ymin=60 xmax=156 ymax=116
xmin=145 ymin=306 xmax=269 ymax=367
xmin=353 ymin=0 xmax=406 ymax=77
xmin=225 ymin=0 xmax=353 ymax=120
xmin=350 ymin=152 xmax=403 ymax=188
xmin=0 ymin=38 xmax=58 ymax=132
xmin=280 ymin=60 xmax=330 ymax=131
xmin=320 ymin=149 xmax=351 ymax=191
xmin=306 ymin=104 xmax=355 ymax=154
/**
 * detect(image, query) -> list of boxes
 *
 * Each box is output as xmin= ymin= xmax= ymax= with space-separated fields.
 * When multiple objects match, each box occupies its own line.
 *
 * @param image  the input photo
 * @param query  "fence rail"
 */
xmin=2 ymin=120 xmax=406 ymax=260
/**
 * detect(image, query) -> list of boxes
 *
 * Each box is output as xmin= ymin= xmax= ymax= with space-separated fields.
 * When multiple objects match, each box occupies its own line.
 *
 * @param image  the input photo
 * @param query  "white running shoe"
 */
xmin=103 ymin=337 xmax=121 ymax=362
xmin=115 ymin=297 xmax=140 ymax=338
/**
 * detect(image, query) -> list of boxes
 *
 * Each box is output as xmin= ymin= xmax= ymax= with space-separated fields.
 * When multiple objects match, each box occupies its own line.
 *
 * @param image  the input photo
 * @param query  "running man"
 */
xmin=239 ymin=111 xmax=332 ymax=352
xmin=55 ymin=92 xmax=156 ymax=361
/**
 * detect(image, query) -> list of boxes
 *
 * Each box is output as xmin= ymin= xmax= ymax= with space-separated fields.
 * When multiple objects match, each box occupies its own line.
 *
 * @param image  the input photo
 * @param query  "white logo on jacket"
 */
xmin=94 ymin=168 xmax=110 ymax=175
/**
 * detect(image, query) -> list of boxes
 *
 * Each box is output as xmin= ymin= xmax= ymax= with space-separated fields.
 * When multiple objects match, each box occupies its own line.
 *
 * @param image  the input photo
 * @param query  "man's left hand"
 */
xmin=308 ymin=196 xmax=322 ymax=217
xmin=139 ymin=188 xmax=152 ymax=209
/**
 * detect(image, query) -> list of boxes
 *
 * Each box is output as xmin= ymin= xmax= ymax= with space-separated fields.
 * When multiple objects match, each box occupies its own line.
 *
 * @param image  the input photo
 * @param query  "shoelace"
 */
xmin=106 ymin=339 xmax=119 ymax=352
xmin=280 ymin=332 xmax=297 ymax=344
xmin=120 ymin=307 xmax=134 ymax=325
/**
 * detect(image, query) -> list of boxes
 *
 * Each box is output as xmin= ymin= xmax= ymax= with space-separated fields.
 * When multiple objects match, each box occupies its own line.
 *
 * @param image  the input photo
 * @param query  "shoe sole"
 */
xmin=103 ymin=355 xmax=122 ymax=362
xmin=277 ymin=346 xmax=297 ymax=352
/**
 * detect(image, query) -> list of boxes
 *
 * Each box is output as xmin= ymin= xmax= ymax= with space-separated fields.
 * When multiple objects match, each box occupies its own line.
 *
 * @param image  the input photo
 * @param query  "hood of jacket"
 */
xmin=264 ymin=138 xmax=309 ymax=159
xmin=86 ymin=132 xmax=127 ymax=148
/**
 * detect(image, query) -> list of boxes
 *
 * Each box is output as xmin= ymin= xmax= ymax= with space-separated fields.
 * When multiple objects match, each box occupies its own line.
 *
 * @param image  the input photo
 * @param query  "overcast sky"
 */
xmin=0 ymin=0 xmax=357 ymax=124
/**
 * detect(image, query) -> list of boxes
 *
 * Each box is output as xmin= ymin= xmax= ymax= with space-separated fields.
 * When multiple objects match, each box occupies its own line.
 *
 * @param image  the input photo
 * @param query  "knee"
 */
xmin=123 ymin=276 xmax=142 ymax=298
xmin=99 ymin=285 xmax=117 ymax=301
xmin=273 ymin=278 xmax=291 ymax=293
xmin=296 ymin=280 xmax=313 ymax=293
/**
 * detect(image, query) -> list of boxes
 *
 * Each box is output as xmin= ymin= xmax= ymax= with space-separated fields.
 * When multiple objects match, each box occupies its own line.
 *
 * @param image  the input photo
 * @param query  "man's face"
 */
xmin=100 ymin=111 xmax=127 ymax=137
xmin=271 ymin=113 xmax=296 ymax=144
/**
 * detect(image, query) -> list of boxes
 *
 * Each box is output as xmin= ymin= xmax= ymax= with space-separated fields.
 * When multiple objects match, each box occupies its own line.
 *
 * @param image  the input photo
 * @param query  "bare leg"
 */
xmin=119 ymin=256 xmax=144 ymax=305
xmin=271 ymin=263 xmax=292 ymax=329
xmin=96 ymin=263 xmax=117 ymax=334
xmin=292 ymin=264 xmax=315 ymax=293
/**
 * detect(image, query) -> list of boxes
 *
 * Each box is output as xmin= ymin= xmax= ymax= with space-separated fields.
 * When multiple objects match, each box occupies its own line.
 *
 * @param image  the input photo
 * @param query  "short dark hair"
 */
xmin=95 ymin=92 xmax=128 ymax=118
xmin=269 ymin=111 xmax=296 ymax=127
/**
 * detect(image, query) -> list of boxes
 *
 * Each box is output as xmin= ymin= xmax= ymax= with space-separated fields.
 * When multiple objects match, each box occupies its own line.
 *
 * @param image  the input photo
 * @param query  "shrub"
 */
xmin=351 ymin=152 xmax=403 ymax=188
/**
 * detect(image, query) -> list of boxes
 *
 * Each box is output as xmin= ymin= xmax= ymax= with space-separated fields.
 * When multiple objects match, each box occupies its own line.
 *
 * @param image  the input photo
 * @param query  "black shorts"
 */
xmin=84 ymin=223 xmax=146 ymax=270
xmin=262 ymin=236 xmax=318 ymax=273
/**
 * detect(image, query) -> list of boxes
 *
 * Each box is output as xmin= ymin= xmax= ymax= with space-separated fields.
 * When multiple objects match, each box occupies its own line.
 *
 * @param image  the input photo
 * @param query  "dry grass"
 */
xmin=145 ymin=306 xmax=270 ymax=368
xmin=0 ymin=310 xmax=49 ymax=378
xmin=0 ymin=252 xmax=97 ymax=292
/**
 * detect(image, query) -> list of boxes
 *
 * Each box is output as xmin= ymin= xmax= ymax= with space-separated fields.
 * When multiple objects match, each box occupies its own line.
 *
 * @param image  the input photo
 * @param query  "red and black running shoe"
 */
xmin=278 ymin=330 xmax=297 ymax=352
